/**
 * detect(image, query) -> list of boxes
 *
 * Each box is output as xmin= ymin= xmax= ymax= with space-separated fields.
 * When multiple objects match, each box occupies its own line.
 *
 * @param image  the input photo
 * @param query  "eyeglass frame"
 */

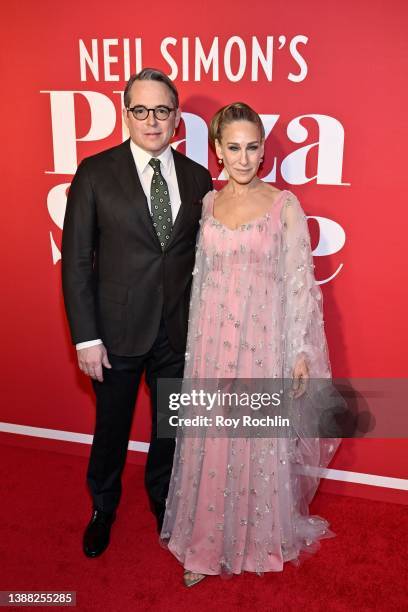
xmin=126 ymin=105 xmax=177 ymax=121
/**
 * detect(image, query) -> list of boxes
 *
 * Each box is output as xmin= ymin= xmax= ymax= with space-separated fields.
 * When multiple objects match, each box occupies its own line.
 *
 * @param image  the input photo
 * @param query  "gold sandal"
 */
xmin=183 ymin=570 xmax=206 ymax=587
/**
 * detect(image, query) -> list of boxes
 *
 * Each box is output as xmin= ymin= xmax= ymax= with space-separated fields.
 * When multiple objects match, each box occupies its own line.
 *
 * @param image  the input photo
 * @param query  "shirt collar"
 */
xmin=129 ymin=139 xmax=173 ymax=174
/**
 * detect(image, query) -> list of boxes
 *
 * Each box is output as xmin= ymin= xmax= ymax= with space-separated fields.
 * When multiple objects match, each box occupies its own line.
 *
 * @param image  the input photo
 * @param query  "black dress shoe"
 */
xmin=83 ymin=509 xmax=116 ymax=558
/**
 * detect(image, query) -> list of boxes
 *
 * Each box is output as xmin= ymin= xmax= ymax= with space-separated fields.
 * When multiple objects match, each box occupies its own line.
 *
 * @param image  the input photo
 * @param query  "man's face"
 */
xmin=123 ymin=80 xmax=181 ymax=156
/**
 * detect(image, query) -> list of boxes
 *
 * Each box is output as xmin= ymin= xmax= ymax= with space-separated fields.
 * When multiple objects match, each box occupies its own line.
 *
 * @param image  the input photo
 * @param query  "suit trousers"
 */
xmin=87 ymin=316 xmax=184 ymax=517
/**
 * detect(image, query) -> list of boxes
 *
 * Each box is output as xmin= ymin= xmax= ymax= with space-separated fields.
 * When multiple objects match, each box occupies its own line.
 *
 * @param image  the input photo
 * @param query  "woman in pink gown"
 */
xmin=161 ymin=103 xmax=340 ymax=586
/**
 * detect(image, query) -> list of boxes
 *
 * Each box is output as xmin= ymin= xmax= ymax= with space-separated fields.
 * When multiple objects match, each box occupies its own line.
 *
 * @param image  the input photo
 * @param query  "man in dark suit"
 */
xmin=61 ymin=68 xmax=212 ymax=557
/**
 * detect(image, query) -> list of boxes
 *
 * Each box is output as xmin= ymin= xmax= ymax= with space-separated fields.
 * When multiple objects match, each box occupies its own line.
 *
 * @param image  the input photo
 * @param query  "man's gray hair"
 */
xmin=124 ymin=68 xmax=179 ymax=109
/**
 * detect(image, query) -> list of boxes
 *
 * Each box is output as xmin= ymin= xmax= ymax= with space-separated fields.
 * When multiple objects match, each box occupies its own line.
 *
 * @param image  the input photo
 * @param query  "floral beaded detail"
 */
xmin=209 ymin=213 xmax=272 ymax=233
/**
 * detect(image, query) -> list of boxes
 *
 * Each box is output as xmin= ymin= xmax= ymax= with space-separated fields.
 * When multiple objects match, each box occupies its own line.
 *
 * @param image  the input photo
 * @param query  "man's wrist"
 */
xmin=76 ymin=339 xmax=103 ymax=350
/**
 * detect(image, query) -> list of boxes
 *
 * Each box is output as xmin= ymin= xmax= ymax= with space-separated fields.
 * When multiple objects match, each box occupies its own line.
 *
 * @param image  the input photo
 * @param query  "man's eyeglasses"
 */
xmin=126 ymin=105 xmax=176 ymax=121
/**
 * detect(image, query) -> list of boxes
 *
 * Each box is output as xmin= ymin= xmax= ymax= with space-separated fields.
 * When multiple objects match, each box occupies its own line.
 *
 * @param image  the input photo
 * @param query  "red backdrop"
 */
xmin=1 ymin=0 xmax=407 ymax=504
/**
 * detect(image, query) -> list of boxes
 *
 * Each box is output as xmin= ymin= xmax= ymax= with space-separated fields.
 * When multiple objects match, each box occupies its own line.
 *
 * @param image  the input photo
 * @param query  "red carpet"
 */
xmin=0 ymin=443 xmax=407 ymax=611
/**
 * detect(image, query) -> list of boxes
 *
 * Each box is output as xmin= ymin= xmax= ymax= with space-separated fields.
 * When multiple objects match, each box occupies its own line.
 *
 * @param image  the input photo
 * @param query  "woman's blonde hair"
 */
xmin=209 ymin=102 xmax=265 ymax=147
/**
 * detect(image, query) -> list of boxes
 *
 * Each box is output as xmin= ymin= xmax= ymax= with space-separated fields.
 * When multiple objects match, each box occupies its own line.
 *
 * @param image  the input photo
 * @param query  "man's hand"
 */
xmin=77 ymin=344 xmax=112 ymax=382
xmin=291 ymin=355 xmax=309 ymax=399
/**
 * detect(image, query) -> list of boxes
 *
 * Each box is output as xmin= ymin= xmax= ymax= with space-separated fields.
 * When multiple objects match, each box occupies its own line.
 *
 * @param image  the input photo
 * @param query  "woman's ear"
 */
xmin=214 ymin=138 xmax=222 ymax=161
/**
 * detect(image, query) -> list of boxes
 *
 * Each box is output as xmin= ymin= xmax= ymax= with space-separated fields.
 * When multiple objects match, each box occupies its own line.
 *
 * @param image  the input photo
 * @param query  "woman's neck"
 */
xmin=225 ymin=176 xmax=261 ymax=198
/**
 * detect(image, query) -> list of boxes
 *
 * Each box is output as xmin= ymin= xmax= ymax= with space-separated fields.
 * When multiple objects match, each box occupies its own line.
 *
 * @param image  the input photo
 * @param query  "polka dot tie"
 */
xmin=149 ymin=158 xmax=173 ymax=249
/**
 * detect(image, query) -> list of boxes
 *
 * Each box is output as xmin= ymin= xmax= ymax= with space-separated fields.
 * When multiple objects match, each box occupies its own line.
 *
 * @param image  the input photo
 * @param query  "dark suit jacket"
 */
xmin=61 ymin=139 xmax=213 ymax=356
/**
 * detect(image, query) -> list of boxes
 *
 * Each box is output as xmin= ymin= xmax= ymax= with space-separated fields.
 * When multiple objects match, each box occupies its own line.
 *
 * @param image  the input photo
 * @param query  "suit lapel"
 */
xmin=110 ymin=139 xmax=161 ymax=247
xmin=167 ymin=148 xmax=193 ymax=248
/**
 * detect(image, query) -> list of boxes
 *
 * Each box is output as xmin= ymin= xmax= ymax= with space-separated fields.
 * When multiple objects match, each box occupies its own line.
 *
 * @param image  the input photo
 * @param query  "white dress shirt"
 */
xmin=76 ymin=140 xmax=181 ymax=350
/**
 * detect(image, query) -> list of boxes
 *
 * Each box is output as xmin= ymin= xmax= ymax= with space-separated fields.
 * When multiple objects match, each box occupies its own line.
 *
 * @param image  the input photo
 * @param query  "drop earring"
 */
xmin=218 ymin=158 xmax=223 ymax=165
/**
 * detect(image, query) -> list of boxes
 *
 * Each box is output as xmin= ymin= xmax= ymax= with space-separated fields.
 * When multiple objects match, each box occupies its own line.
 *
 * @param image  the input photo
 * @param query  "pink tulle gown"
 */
xmin=161 ymin=189 xmax=340 ymax=576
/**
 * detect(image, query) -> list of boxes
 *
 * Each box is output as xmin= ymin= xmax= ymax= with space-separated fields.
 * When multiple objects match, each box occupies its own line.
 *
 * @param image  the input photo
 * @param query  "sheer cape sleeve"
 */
xmin=279 ymin=193 xmax=331 ymax=379
xmin=278 ymin=192 xmax=341 ymax=506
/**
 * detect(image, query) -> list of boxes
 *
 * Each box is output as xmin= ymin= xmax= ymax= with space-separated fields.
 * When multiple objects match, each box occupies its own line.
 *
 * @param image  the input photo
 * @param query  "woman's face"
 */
xmin=215 ymin=120 xmax=264 ymax=184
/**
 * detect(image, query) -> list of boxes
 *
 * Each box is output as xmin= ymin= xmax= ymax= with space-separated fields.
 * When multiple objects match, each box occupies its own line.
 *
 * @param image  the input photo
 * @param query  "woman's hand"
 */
xmin=291 ymin=355 xmax=309 ymax=399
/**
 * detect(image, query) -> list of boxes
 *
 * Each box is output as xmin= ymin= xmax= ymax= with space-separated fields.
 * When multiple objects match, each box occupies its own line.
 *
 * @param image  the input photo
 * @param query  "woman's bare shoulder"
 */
xmin=260 ymin=182 xmax=281 ymax=194
xmin=260 ymin=183 xmax=300 ymax=203
xmin=258 ymin=182 xmax=285 ymax=203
